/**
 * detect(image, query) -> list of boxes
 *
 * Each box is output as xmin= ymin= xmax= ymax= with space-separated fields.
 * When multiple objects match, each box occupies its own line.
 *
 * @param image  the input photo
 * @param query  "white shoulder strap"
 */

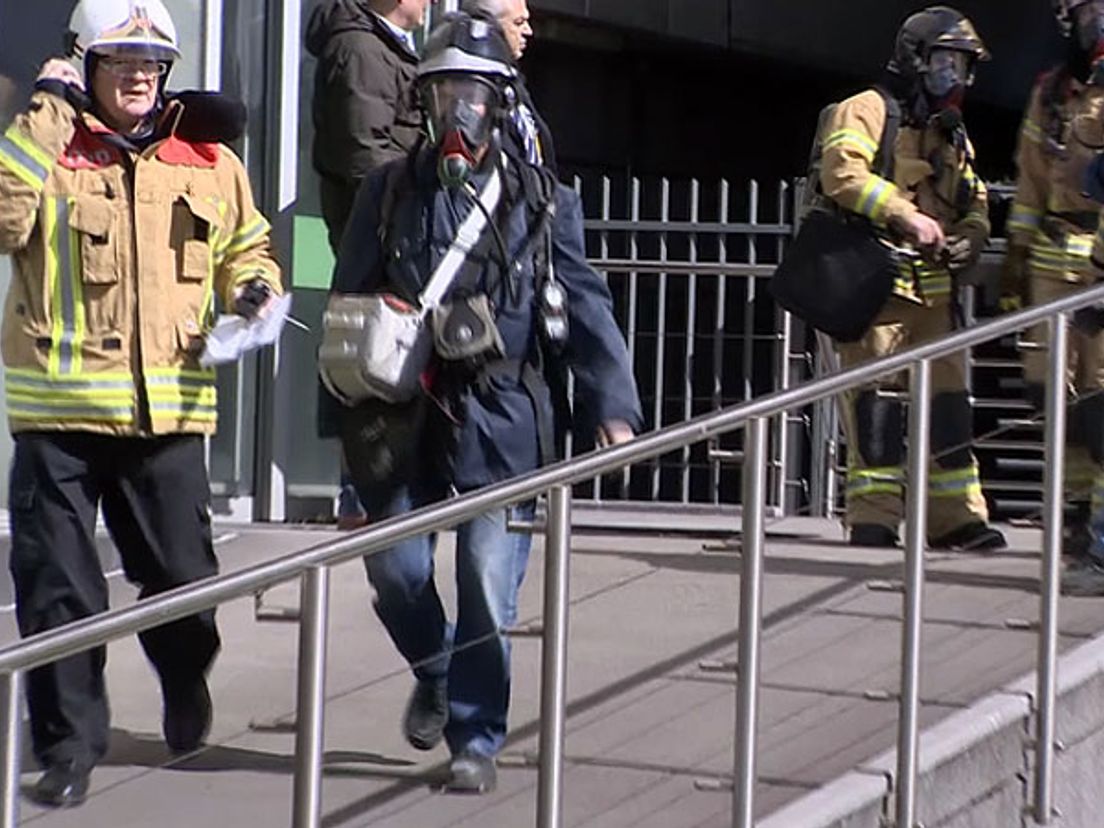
xmin=417 ymin=157 xmax=505 ymax=314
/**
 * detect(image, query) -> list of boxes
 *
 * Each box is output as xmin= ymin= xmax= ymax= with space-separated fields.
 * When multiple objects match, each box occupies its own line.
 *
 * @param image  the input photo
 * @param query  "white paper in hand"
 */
xmin=200 ymin=292 xmax=294 ymax=367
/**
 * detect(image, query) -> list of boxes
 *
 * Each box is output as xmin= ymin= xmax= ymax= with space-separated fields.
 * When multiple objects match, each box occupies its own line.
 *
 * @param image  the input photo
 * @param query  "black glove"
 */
xmin=34 ymin=77 xmax=90 ymax=112
xmin=232 ymin=279 xmax=272 ymax=319
xmin=944 ymin=221 xmax=987 ymax=282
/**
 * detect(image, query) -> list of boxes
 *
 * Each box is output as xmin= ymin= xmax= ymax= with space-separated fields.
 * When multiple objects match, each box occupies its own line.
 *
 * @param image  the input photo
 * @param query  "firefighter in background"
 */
xmin=1004 ymin=0 xmax=1104 ymax=594
xmin=0 ymin=0 xmax=281 ymax=807
xmin=822 ymin=6 xmax=1007 ymax=551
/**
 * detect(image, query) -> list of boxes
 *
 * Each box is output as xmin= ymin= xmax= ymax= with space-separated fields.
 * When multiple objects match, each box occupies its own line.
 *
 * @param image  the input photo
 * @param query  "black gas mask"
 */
xmin=922 ymin=47 xmax=973 ymax=118
xmin=1069 ymin=0 xmax=1104 ymax=80
xmin=423 ymin=75 xmax=500 ymax=188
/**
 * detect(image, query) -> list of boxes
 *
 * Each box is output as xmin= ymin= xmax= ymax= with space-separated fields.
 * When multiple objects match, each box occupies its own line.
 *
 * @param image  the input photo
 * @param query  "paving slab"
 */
xmin=3 ymin=510 xmax=1104 ymax=826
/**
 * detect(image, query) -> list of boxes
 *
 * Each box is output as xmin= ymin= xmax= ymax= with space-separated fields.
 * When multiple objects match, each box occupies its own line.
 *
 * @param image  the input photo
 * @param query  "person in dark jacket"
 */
xmin=324 ymin=13 xmax=642 ymax=794
xmin=306 ymin=0 xmax=432 ymax=250
xmin=462 ymin=0 xmax=555 ymax=172
xmin=307 ymin=0 xmax=434 ymax=528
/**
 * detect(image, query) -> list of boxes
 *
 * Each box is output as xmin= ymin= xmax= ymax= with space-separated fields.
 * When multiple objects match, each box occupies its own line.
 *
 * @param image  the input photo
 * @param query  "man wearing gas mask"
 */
xmin=1005 ymin=0 xmax=1104 ymax=594
xmin=321 ymin=13 xmax=641 ymax=793
xmin=820 ymin=6 xmax=1006 ymax=552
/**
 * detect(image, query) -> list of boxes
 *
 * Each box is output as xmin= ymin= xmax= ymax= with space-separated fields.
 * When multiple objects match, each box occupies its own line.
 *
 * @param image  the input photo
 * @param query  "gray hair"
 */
xmin=460 ymin=0 xmax=511 ymax=18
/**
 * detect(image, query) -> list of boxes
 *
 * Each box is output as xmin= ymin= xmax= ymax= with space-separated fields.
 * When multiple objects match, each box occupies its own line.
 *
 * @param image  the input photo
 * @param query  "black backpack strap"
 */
xmin=871 ymin=86 xmax=901 ymax=181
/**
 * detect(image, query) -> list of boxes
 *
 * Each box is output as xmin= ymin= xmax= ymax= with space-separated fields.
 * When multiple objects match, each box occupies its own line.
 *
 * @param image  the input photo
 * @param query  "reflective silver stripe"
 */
xmin=150 ymin=402 xmax=219 ymax=415
xmin=146 ymin=373 xmax=216 ymax=386
xmin=5 ymin=373 xmax=133 ymax=392
xmin=7 ymin=402 xmax=134 ymax=420
xmin=0 ymin=134 xmax=49 ymax=188
xmin=55 ymin=199 xmax=77 ymax=374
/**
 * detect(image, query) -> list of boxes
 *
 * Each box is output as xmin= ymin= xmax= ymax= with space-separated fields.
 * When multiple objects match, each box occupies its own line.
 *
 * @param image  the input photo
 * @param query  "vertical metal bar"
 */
xmin=775 ymin=311 xmax=792 ymax=514
xmin=772 ymin=181 xmax=790 ymax=512
xmin=536 ymin=485 xmax=572 ymax=828
xmin=810 ymin=330 xmax=843 ymax=519
xmin=292 ymin=565 xmax=331 ymax=828
xmin=742 ymin=181 xmax=759 ymax=404
xmin=896 ymin=359 xmax=932 ymax=828
xmin=1035 ymin=311 xmax=1069 ymax=825
xmin=621 ymin=177 xmax=641 ymax=504
xmin=0 ymin=671 xmax=23 ymax=828
xmin=732 ymin=417 xmax=768 ymax=828
xmin=682 ymin=179 xmax=700 ymax=503
xmin=651 ymin=178 xmax=670 ymax=500
xmin=713 ymin=180 xmax=729 ymax=503
xmin=599 ymin=176 xmax=614 ymax=496
xmin=202 ymin=0 xmax=224 ymax=90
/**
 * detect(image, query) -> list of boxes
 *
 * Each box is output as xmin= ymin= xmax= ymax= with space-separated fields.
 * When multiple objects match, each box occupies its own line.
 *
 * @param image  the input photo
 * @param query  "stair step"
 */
xmin=970 ymin=358 xmax=1023 ymax=370
xmin=972 ymin=397 xmax=1034 ymax=411
xmin=975 ymin=439 xmax=1043 ymax=452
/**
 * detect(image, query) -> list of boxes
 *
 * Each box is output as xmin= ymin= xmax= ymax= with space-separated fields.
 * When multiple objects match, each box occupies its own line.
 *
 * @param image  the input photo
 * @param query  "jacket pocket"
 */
xmin=69 ymin=195 xmax=118 ymax=285
xmin=172 ymin=194 xmax=222 ymax=282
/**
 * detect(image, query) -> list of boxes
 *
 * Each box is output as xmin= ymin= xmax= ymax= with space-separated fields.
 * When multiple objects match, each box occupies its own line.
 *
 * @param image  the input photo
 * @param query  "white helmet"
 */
xmin=67 ymin=0 xmax=181 ymax=61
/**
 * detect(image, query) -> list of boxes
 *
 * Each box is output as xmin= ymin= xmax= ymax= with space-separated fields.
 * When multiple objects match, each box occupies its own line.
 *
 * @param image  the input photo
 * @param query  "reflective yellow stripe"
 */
xmin=146 ymin=368 xmax=218 ymax=422
xmin=1008 ymin=217 xmax=1042 ymax=236
xmin=44 ymin=198 xmax=85 ymax=376
xmin=857 ymin=176 xmax=896 ymax=222
xmin=1021 ymin=119 xmax=1044 ymax=144
xmin=895 ymin=261 xmax=952 ymax=298
xmin=222 ymin=213 xmax=270 ymax=257
xmin=847 ymin=467 xmax=904 ymax=497
xmin=4 ymin=125 xmax=52 ymax=170
xmin=1030 ymin=232 xmax=1093 ymax=275
xmin=929 ymin=466 xmax=982 ymax=499
xmin=823 ymin=128 xmax=878 ymax=161
xmin=5 ymin=368 xmax=135 ymax=424
xmin=0 ymin=126 xmax=51 ymax=191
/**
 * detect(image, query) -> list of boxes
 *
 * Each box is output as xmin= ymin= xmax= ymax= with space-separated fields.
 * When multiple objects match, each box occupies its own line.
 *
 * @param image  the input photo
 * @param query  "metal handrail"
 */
xmin=3 ymin=284 xmax=1102 ymax=675
xmin=2 ymin=282 xmax=1103 ymax=827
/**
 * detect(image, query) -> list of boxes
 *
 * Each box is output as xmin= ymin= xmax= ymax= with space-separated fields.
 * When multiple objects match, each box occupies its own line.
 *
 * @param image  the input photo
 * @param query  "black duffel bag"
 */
xmin=768 ymin=208 xmax=899 ymax=343
xmin=769 ymin=86 xmax=903 ymax=343
xmin=338 ymin=394 xmax=429 ymax=516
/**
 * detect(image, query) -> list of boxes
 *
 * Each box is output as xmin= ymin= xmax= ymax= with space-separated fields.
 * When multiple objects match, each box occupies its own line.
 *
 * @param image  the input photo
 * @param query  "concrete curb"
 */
xmin=760 ymin=633 xmax=1104 ymax=828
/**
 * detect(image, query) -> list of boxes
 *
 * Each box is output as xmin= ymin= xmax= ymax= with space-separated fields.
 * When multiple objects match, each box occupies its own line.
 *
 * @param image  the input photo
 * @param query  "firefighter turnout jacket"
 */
xmin=1009 ymin=69 xmax=1104 ymax=282
xmin=0 ymin=89 xmax=281 ymax=436
xmin=819 ymin=89 xmax=989 ymax=305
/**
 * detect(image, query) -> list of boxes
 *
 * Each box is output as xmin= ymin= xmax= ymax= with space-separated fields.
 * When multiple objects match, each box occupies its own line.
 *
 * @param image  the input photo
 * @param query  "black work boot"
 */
xmin=162 ymin=675 xmax=212 ymax=754
xmin=29 ymin=759 xmax=91 ymax=808
xmin=930 ymin=522 xmax=1007 ymax=551
xmin=402 ymin=678 xmax=448 ymax=751
xmin=849 ymin=524 xmax=900 ymax=548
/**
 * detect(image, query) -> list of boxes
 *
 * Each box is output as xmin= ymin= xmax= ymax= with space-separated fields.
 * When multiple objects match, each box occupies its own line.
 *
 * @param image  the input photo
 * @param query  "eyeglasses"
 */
xmin=100 ymin=57 xmax=170 ymax=79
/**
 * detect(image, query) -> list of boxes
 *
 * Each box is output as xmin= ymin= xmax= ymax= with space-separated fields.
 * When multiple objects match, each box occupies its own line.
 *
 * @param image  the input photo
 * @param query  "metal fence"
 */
xmin=569 ymin=174 xmax=803 ymax=513
xmin=568 ymin=175 xmax=1030 ymax=526
xmin=0 ymin=285 xmax=1099 ymax=827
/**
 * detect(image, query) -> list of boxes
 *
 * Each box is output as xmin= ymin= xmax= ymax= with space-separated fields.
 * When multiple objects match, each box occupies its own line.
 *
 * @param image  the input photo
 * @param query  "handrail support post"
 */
xmin=536 ymin=485 xmax=572 ymax=828
xmin=292 ymin=565 xmax=330 ymax=828
xmin=733 ymin=417 xmax=768 ymax=827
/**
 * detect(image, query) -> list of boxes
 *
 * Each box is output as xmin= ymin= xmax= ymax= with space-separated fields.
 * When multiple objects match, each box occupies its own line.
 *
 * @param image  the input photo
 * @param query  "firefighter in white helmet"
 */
xmin=0 ymin=0 xmax=281 ymax=807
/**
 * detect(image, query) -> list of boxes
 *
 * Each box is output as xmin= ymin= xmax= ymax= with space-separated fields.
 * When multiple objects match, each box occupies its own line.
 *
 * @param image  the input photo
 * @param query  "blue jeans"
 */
xmin=363 ymin=481 xmax=534 ymax=758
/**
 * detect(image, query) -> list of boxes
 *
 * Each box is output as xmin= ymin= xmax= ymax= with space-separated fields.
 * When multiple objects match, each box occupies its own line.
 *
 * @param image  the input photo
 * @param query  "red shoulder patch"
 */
xmin=59 ymin=126 xmax=121 ymax=171
xmin=156 ymin=136 xmax=219 ymax=168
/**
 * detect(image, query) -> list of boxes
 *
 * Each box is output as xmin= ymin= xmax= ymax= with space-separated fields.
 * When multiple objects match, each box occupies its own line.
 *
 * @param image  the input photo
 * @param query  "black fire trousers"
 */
xmin=7 ymin=432 xmax=221 ymax=769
